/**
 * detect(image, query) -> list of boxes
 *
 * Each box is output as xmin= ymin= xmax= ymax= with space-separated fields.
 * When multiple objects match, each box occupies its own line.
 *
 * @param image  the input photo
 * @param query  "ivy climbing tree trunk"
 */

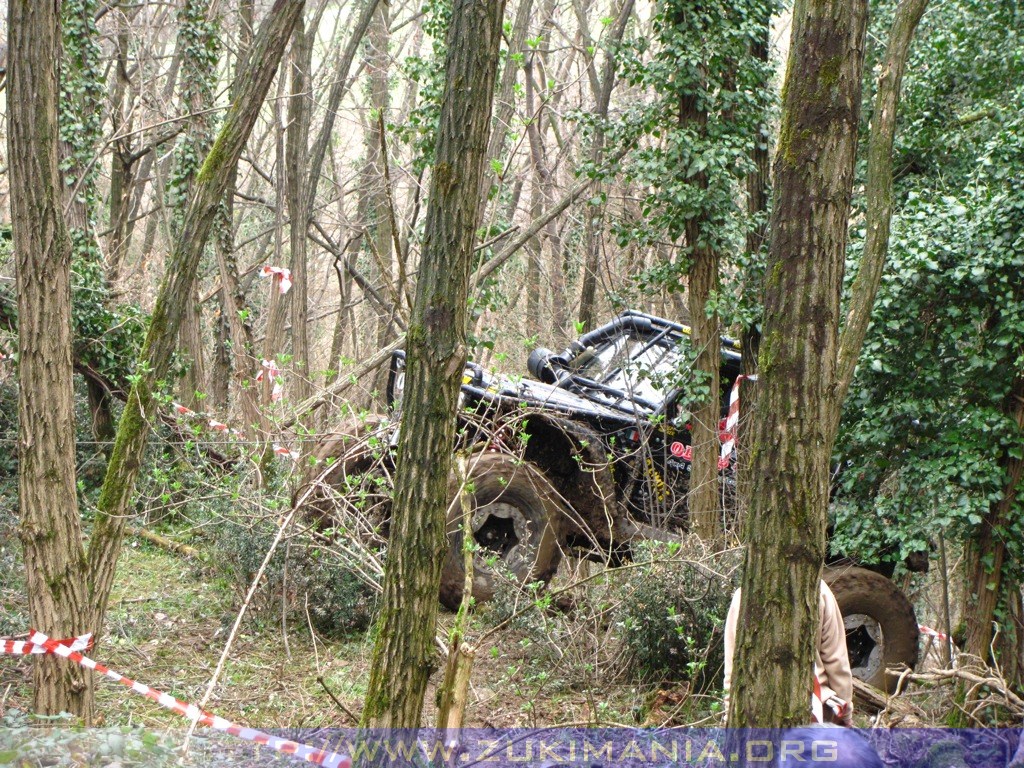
xmin=360 ymin=0 xmax=507 ymax=729
xmin=961 ymin=372 xmax=1024 ymax=669
xmin=677 ymin=67 xmax=722 ymax=544
xmin=10 ymin=0 xmax=94 ymax=721
xmin=727 ymin=0 xmax=868 ymax=728
xmin=86 ymin=0 xmax=305 ymax=641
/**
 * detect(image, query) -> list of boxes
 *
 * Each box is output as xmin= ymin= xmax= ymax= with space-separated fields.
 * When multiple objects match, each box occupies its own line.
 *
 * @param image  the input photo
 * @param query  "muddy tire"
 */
xmin=439 ymin=454 xmax=563 ymax=610
xmin=824 ymin=565 xmax=918 ymax=693
xmin=294 ymin=415 xmax=394 ymax=536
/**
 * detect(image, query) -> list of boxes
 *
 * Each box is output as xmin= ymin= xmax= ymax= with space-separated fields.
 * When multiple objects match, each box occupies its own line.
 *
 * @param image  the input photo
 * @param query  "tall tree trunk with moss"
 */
xmin=10 ymin=0 xmax=93 ymax=721
xmin=213 ymin=0 xmax=260 ymax=423
xmin=360 ymin=0 xmax=507 ymax=728
xmin=727 ymin=0 xmax=868 ymax=728
xmin=86 ymin=0 xmax=305 ymax=642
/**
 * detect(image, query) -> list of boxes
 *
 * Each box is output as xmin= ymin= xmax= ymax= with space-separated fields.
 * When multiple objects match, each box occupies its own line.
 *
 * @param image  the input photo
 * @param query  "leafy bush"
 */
xmin=615 ymin=540 xmax=738 ymax=688
xmin=210 ymin=516 xmax=379 ymax=638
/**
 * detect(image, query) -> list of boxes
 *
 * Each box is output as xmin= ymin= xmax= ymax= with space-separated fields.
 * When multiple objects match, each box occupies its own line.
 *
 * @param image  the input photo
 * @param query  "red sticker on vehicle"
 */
xmin=670 ymin=441 xmax=686 ymax=458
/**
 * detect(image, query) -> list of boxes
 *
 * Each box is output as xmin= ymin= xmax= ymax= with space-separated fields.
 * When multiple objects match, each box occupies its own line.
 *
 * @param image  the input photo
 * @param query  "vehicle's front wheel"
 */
xmin=824 ymin=565 xmax=919 ymax=693
xmin=439 ymin=454 xmax=563 ymax=610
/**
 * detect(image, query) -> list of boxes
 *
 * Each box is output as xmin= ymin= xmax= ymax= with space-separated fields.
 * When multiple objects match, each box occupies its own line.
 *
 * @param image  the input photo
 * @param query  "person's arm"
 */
xmin=819 ymin=581 xmax=854 ymax=714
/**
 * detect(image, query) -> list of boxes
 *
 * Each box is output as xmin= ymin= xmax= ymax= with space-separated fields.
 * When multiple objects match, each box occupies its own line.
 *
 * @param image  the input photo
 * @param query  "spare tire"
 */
xmin=439 ymin=454 xmax=563 ymax=610
xmin=823 ymin=565 xmax=918 ymax=693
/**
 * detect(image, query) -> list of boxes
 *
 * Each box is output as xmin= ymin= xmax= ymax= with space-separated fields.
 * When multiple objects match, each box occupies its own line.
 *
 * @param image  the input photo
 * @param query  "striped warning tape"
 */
xmin=2 ymin=633 xmax=92 ymax=655
xmin=2 ymin=630 xmax=349 ymax=768
xmin=810 ymin=675 xmax=851 ymax=725
xmin=170 ymin=401 xmax=298 ymax=461
xmin=811 ymin=676 xmax=824 ymax=723
xmin=919 ymin=624 xmax=949 ymax=641
xmin=718 ymin=374 xmax=758 ymax=468
xmin=259 ymin=266 xmax=293 ymax=295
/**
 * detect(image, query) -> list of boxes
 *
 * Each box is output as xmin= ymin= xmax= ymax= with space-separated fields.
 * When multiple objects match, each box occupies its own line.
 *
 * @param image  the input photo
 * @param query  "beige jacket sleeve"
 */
xmin=723 ymin=582 xmax=854 ymax=715
xmin=816 ymin=580 xmax=854 ymax=707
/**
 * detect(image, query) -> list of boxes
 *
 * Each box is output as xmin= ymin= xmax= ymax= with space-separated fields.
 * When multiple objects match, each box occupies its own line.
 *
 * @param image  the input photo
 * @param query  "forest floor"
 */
xmin=1 ymin=529 xmax=1011 ymax=768
xmin=1 ymin=537 xmax=693 ymax=750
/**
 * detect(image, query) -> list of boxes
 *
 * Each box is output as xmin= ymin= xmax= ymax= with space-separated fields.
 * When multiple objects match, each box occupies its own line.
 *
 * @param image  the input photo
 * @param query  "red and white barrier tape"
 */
xmin=919 ymin=624 xmax=949 ymax=642
xmin=1 ymin=630 xmax=349 ymax=768
xmin=718 ymin=374 xmax=757 ymax=468
xmin=259 ymin=266 xmax=293 ymax=295
xmin=2 ymin=633 xmax=93 ymax=655
xmin=255 ymin=360 xmax=285 ymax=402
xmin=811 ymin=676 xmax=824 ymax=723
xmin=811 ymin=675 xmax=851 ymax=725
xmin=170 ymin=401 xmax=298 ymax=462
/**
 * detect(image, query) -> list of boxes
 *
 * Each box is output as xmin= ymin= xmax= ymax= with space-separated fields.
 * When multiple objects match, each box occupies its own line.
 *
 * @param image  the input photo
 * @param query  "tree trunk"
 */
xmin=360 ymin=0 xmax=507 ymax=729
xmin=171 ymin=0 xmax=221 ymax=407
xmin=575 ymin=0 xmax=635 ymax=332
xmin=213 ymin=0 xmax=259 ymax=424
xmin=106 ymin=3 xmax=135 ymax=288
xmin=833 ymin=0 xmax=930 ymax=430
xmin=362 ymin=0 xmax=396 ymax=405
xmin=523 ymin=52 xmax=568 ymax=341
xmin=287 ymin=18 xmax=314 ymax=404
xmin=677 ymin=80 xmax=721 ymax=543
xmin=10 ymin=0 xmax=93 ymax=721
xmin=86 ymin=0 xmax=305 ymax=639
xmin=728 ymin=0 xmax=868 ymax=729
xmin=961 ymin=372 xmax=1024 ymax=666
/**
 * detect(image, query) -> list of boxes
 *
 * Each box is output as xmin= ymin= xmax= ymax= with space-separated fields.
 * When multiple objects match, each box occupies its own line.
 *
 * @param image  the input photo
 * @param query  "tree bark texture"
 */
xmin=832 ymin=0 xmax=929 ymax=427
xmin=480 ymin=0 xmax=533 ymax=203
xmin=523 ymin=52 xmax=568 ymax=341
xmin=961 ymin=372 xmax=1024 ymax=667
xmin=576 ymin=0 xmax=635 ymax=332
xmin=87 ymin=0 xmax=305 ymax=636
xmin=677 ymin=79 xmax=722 ymax=543
xmin=361 ymin=0 xmax=396 ymax=403
xmin=10 ymin=0 xmax=94 ymax=720
xmin=728 ymin=0 xmax=868 ymax=729
xmin=287 ymin=18 xmax=314 ymax=404
xmin=360 ymin=0 xmax=507 ymax=729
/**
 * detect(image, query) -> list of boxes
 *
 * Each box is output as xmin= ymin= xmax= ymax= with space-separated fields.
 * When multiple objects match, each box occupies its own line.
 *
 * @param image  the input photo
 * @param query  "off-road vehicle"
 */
xmin=304 ymin=310 xmax=919 ymax=691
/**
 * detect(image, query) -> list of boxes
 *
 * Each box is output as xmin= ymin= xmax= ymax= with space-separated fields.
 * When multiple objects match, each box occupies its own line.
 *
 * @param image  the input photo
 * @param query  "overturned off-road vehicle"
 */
xmin=300 ymin=310 xmax=920 ymax=692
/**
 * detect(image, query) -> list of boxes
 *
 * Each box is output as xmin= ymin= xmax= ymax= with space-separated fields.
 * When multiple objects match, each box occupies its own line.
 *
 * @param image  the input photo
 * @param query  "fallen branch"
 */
xmin=894 ymin=660 xmax=1024 ymax=717
xmin=851 ymin=677 xmax=927 ymax=725
xmin=126 ymin=526 xmax=199 ymax=558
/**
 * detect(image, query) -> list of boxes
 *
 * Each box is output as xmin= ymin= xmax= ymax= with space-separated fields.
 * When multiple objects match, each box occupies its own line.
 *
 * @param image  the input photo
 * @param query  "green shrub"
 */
xmin=209 ymin=516 xmax=379 ymax=638
xmin=615 ymin=540 xmax=738 ymax=688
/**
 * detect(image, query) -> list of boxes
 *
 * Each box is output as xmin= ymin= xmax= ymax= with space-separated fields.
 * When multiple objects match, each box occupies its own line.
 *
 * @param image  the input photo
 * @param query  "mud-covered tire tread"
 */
xmin=824 ymin=565 xmax=918 ymax=693
xmin=439 ymin=454 xmax=563 ymax=610
xmin=294 ymin=415 xmax=393 ymax=529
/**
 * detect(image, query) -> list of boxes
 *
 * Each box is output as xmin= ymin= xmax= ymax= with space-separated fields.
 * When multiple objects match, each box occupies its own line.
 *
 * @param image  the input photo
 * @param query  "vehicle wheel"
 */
xmin=823 ymin=565 xmax=919 ymax=693
xmin=294 ymin=415 xmax=394 ymax=537
xmin=439 ymin=454 xmax=563 ymax=610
